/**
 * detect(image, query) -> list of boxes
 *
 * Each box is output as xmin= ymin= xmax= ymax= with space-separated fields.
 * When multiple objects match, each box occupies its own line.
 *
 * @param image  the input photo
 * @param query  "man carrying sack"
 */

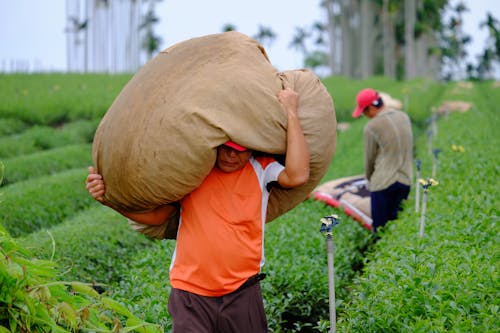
xmin=87 ymin=87 xmax=309 ymax=332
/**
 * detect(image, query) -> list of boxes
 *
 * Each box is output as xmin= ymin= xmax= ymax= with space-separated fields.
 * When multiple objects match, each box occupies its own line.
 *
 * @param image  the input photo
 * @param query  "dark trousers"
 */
xmin=370 ymin=182 xmax=410 ymax=233
xmin=168 ymin=274 xmax=268 ymax=333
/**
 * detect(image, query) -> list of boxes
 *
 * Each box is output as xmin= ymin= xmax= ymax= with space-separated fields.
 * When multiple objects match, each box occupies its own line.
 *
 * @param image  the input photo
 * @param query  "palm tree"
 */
xmin=65 ymin=0 xmax=88 ymax=72
xmin=253 ymin=25 xmax=277 ymax=48
xmin=477 ymin=12 xmax=500 ymax=79
xmin=140 ymin=0 xmax=162 ymax=61
xmin=222 ymin=23 xmax=237 ymax=32
xmin=321 ymin=0 xmax=339 ymax=75
xmin=404 ymin=0 xmax=416 ymax=79
xmin=382 ymin=0 xmax=396 ymax=78
xmin=289 ymin=26 xmax=310 ymax=56
xmin=439 ymin=2 xmax=471 ymax=80
xmin=480 ymin=13 xmax=500 ymax=59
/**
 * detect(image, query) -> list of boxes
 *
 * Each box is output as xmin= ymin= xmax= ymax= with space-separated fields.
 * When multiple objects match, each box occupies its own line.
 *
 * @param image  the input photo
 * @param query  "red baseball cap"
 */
xmin=352 ymin=88 xmax=379 ymax=118
xmin=223 ymin=141 xmax=247 ymax=152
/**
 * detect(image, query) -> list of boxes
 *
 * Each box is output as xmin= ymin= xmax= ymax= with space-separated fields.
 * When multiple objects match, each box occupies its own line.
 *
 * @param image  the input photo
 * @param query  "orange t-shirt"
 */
xmin=169 ymin=156 xmax=284 ymax=296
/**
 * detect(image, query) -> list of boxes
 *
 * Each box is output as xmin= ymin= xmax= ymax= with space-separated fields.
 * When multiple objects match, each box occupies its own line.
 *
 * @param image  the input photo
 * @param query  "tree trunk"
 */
xmin=404 ymin=0 xmax=416 ymax=79
xmin=83 ymin=0 xmax=88 ymax=72
xmin=340 ymin=0 xmax=354 ymax=77
xmin=324 ymin=0 xmax=338 ymax=76
xmin=65 ymin=0 xmax=72 ymax=72
xmin=360 ymin=0 xmax=376 ymax=78
xmin=382 ymin=0 xmax=396 ymax=78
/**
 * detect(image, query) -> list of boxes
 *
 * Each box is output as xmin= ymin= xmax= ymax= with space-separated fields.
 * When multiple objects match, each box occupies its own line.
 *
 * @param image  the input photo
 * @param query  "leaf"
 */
xmin=101 ymin=297 xmax=134 ymax=318
xmin=69 ymin=282 xmax=100 ymax=298
xmin=125 ymin=317 xmax=163 ymax=333
xmin=0 ymin=325 xmax=11 ymax=333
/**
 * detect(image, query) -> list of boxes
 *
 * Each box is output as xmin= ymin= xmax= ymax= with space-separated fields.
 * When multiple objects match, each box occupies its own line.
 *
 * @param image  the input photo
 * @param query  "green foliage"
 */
xmin=0 ymin=168 xmax=95 ymax=237
xmin=0 ymin=73 xmax=131 ymax=126
xmin=263 ymin=200 xmax=371 ymax=332
xmin=338 ymin=81 xmax=500 ymax=332
xmin=0 ymin=120 xmax=98 ymax=159
xmin=0 ymin=118 xmax=28 ymax=137
xmin=322 ymin=119 xmax=365 ymax=181
xmin=19 ymin=206 xmax=154 ymax=283
xmin=0 ymin=227 xmax=162 ymax=332
xmin=108 ymin=238 xmax=175 ymax=331
xmin=1 ymin=73 xmax=498 ymax=332
xmin=2 ymin=144 xmax=92 ymax=185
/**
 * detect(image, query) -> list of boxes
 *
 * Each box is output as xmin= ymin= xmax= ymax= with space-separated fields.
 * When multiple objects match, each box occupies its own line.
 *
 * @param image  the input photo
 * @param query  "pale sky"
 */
xmin=0 ymin=0 xmax=497 ymax=73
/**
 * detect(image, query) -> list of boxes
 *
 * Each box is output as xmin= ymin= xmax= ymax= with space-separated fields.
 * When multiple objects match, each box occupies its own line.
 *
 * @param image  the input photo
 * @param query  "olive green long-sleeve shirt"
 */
xmin=364 ymin=109 xmax=413 ymax=192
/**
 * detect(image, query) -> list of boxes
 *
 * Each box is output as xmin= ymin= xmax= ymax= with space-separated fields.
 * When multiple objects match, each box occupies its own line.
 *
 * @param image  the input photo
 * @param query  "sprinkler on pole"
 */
xmin=418 ymin=178 xmax=438 ymax=238
xmin=432 ymin=148 xmax=442 ymax=178
xmin=427 ymin=128 xmax=433 ymax=155
xmin=320 ymin=214 xmax=340 ymax=333
xmin=431 ymin=112 xmax=438 ymax=137
xmin=415 ymin=159 xmax=421 ymax=213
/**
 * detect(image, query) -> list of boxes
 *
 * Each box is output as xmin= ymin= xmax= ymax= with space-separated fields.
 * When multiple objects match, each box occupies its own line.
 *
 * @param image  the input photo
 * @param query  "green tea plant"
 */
xmin=0 ymin=225 xmax=162 ymax=332
xmin=0 ymin=159 xmax=161 ymax=332
xmin=0 ymin=120 xmax=97 ymax=159
xmin=0 ymin=168 xmax=95 ymax=237
xmin=0 ymin=73 xmax=131 ymax=125
xmin=0 ymin=117 xmax=28 ymax=137
xmin=19 ymin=206 xmax=154 ymax=283
xmin=2 ymin=73 xmax=498 ymax=332
xmin=338 ymin=81 xmax=499 ymax=332
xmin=2 ymin=144 xmax=92 ymax=185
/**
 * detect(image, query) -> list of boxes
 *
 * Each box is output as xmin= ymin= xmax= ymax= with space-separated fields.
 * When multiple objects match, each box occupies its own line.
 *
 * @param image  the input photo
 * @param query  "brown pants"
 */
xmin=168 ymin=274 xmax=268 ymax=333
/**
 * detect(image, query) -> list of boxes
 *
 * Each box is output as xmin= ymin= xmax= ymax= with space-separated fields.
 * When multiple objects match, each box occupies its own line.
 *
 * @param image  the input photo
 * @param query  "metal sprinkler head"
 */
xmin=419 ymin=178 xmax=439 ymax=192
xmin=432 ymin=148 xmax=442 ymax=158
xmin=320 ymin=214 xmax=340 ymax=236
xmin=416 ymin=159 xmax=421 ymax=171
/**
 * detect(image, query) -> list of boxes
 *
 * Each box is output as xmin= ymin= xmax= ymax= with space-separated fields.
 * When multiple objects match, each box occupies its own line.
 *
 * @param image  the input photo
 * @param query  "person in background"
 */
xmin=86 ymin=87 xmax=310 ymax=333
xmin=352 ymin=88 xmax=413 ymax=233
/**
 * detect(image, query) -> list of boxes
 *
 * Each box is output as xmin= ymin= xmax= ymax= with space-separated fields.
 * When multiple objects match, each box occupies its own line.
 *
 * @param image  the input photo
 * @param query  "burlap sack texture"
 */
xmin=92 ymin=31 xmax=336 ymax=239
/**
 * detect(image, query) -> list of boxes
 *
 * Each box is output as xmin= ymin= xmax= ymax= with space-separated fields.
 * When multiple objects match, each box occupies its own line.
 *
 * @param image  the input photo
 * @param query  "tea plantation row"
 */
xmin=1 ymin=74 xmax=497 ymax=332
xmin=338 ymin=81 xmax=499 ymax=332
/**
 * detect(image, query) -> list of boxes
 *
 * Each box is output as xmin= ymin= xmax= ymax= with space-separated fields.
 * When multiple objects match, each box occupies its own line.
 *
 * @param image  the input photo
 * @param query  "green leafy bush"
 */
xmin=0 ymin=73 xmax=131 ymax=125
xmin=0 ymin=120 xmax=97 ymax=159
xmin=2 ymin=74 xmax=498 ymax=332
xmin=2 ymin=144 xmax=92 ymax=185
xmin=0 ymin=225 xmax=162 ymax=332
xmin=338 ymin=81 xmax=500 ymax=332
xmin=0 ymin=117 xmax=28 ymax=137
xmin=0 ymin=168 xmax=94 ymax=237
xmin=19 ymin=206 xmax=154 ymax=283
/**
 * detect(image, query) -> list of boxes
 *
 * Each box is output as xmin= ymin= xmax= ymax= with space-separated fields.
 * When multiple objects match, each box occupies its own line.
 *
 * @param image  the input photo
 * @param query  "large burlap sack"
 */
xmin=92 ymin=31 xmax=336 ymax=239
